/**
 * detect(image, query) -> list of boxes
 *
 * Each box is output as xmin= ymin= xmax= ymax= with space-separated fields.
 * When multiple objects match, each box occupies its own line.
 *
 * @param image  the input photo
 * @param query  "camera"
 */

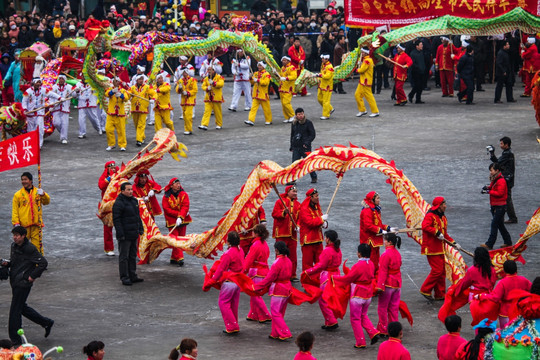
xmin=1 ymin=259 xmax=10 ymax=266
xmin=481 ymin=185 xmax=489 ymax=194
xmin=486 ymin=145 xmax=494 ymax=154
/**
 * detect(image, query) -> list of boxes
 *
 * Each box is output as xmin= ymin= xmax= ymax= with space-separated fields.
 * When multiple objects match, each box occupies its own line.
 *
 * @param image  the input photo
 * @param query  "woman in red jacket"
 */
xmin=304 ymin=229 xmax=342 ymax=330
xmin=482 ymin=162 xmax=512 ymax=250
xmin=375 ymin=233 xmax=402 ymax=336
xmin=255 ymin=241 xmax=293 ymax=341
xmin=243 ymin=224 xmax=271 ymax=323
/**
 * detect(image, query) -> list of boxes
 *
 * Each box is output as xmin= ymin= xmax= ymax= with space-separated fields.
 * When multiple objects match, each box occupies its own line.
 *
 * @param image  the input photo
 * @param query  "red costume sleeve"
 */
xmin=305 ymin=247 xmax=332 ymax=276
xmin=299 ymin=205 xmax=324 ymax=228
xmin=272 ymin=196 xmax=287 ymax=219
xmin=243 ymin=241 xmax=259 ymax=273
xmin=212 ymin=250 xmax=232 ymax=281
xmin=254 ymin=259 xmax=281 ymax=291
xmin=376 ymin=252 xmax=390 ymax=291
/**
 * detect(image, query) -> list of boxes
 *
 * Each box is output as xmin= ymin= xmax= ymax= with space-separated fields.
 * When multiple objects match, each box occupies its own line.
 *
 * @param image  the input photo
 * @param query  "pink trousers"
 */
xmin=350 ymin=288 xmax=379 ymax=347
xmin=377 ymin=287 xmax=400 ymax=335
xmin=319 ymin=271 xmax=338 ymax=326
xmin=218 ymin=282 xmax=240 ymax=332
xmin=270 ymin=295 xmax=292 ymax=339
xmin=247 ymin=273 xmax=271 ymax=322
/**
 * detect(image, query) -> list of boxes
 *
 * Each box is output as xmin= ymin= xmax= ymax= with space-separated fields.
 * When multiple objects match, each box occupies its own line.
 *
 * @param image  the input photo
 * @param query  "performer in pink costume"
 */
xmin=255 ymin=241 xmax=293 ymax=341
xmin=304 ymin=230 xmax=342 ymax=330
xmin=333 ymin=243 xmax=381 ymax=348
xmin=375 ymin=233 xmax=402 ymax=336
xmin=211 ymin=232 xmax=245 ymax=334
xmin=243 ymin=224 xmax=271 ymax=323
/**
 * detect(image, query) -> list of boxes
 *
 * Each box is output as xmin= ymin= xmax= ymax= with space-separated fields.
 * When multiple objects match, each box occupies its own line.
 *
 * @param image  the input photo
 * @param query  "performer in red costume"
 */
xmin=377 ymin=322 xmax=411 ymax=360
xmin=98 ymin=161 xmax=118 ymax=256
xmin=211 ymin=231 xmax=245 ymax=334
xmin=304 ymin=229 xmax=342 ymax=330
xmin=435 ymin=37 xmax=457 ymax=97
xmin=288 ymin=37 xmax=308 ymax=96
xmin=393 ymin=44 xmax=413 ymax=106
xmin=162 ymin=178 xmax=192 ymax=266
xmin=298 ymin=189 xmax=326 ymax=271
xmin=243 ymin=224 xmax=271 ymax=323
xmin=272 ymin=185 xmax=301 ymax=280
xmin=359 ymin=191 xmax=395 ymax=275
xmin=521 ymin=37 xmax=539 ymax=97
xmin=255 ymin=241 xmax=293 ymax=341
xmin=239 ymin=207 xmax=266 ymax=257
xmin=132 ymin=170 xmax=162 ymax=219
xmin=333 ymin=243 xmax=380 ymax=348
xmin=420 ymin=197 xmax=458 ymax=300
xmin=376 ymin=233 xmax=402 ymax=336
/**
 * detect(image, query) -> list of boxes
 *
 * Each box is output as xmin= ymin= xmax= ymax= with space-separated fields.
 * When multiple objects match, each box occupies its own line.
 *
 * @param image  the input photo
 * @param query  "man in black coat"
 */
xmin=457 ymin=45 xmax=475 ymax=105
xmin=494 ymin=41 xmax=515 ymax=104
xmin=408 ymin=40 xmax=426 ymax=104
xmin=112 ymin=182 xmax=144 ymax=286
xmin=290 ymin=107 xmax=317 ymax=183
xmin=468 ymin=36 xmax=485 ymax=91
xmin=489 ymin=136 xmax=517 ymax=223
xmin=2 ymin=226 xmax=53 ymax=345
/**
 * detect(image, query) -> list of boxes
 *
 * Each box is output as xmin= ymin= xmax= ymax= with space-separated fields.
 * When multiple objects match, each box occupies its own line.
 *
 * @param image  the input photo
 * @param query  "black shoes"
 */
xmin=311 ymin=178 xmax=317 ymax=184
xmin=321 ymin=323 xmax=339 ymax=330
xmin=178 ymin=260 xmax=184 ymax=267
xmin=122 ymin=279 xmax=133 ymax=286
xmin=131 ymin=277 xmax=144 ymax=283
xmin=415 ymin=100 xmax=425 ymax=104
xmin=371 ymin=334 xmax=380 ymax=345
xmin=504 ymin=219 xmax=518 ymax=224
xmin=44 ymin=320 xmax=54 ymax=338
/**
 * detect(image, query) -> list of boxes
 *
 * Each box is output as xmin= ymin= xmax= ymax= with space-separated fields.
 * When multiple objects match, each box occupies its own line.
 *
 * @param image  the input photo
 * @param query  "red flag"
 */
xmin=0 ymin=130 xmax=40 ymax=173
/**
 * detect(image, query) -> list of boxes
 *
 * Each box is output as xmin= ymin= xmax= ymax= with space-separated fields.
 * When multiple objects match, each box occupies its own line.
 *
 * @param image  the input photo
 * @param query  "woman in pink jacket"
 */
xmin=211 ymin=231 xmax=245 ymax=334
xmin=304 ymin=230 xmax=342 ymax=330
xmin=255 ymin=241 xmax=293 ymax=340
xmin=243 ymin=224 xmax=271 ymax=323
xmin=375 ymin=233 xmax=402 ymax=336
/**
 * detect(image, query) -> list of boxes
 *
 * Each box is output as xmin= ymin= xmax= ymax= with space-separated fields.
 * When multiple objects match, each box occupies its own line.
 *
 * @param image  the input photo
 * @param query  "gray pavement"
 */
xmin=0 ymin=79 xmax=539 ymax=359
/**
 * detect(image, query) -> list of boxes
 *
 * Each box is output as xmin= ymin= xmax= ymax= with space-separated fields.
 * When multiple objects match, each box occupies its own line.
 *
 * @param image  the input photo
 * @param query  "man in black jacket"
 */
xmin=3 ymin=226 xmax=53 ymax=345
xmin=457 ymin=45 xmax=475 ymax=105
xmin=290 ymin=107 xmax=317 ymax=183
xmin=112 ymin=182 xmax=144 ymax=285
xmin=494 ymin=41 xmax=516 ymax=104
xmin=489 ymin=136 xmax=517 ymax=223
xmin=408 ymin=40 xmax=426 ymax=104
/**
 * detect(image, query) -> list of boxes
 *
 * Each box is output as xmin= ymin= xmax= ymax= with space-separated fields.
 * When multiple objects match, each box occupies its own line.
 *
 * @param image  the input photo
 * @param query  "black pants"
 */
xmin=486 ymin=205 xmax=512 ymax=248
xmin=118 ymin=238 xmax=138 ymax=281
xmin=458 ymin=77 xmax=474 ymax=104
xmin=474 ymin=63 xmax=485 ymax=90
xmin=335 ymin=81 xmax=344 ymax=93
xmin=495 ymin=75 xmax=514 ymax=102
xmin=408 ymin=72 xmax=424 ymax=102
xmin=506 ymin=187 xmax=517 ymax=221
xmin=292 ymin=147 xmax=316 ymax=180
xmin=9 ymin=286 xmax=52 ymax=344
xmin=373 ymin=64 xmax=390 ymax=93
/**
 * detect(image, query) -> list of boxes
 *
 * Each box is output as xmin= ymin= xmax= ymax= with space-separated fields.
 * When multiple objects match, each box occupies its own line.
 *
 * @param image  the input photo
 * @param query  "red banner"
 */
xmin=345 ymin=0 xmax=540 ymax=27
xmin=0 ymin=130 xmax=40 ymax=173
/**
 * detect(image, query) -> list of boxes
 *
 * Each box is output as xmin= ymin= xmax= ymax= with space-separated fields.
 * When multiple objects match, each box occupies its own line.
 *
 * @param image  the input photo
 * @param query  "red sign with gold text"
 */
xmin=345 ymin=0 xmax=539 ymax=27
xmin=0 ymin=130 xmax=40 ymax=172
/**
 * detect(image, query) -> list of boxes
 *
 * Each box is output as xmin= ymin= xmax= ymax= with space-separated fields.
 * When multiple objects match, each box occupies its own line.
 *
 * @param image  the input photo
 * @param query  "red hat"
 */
xmin=137 ymin=169 xmax=149 ymax=176
xmin=104 ymin=160 xmax=116 ymax=169
xmin=306 ymin=188 xmax=318 ymax=197
xmin=285 ymin=185 xmax=296 ymax=193
xmin=365 ymin=191 xmax=378 ymax=202
xmin=431 ymin=197 xmax=445 ymax=210
xmin=164 ymin=177 xmax=180 ymax=192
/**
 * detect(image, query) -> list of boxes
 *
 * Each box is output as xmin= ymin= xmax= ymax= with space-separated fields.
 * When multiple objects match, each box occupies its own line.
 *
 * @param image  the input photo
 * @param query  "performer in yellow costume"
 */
xmin=105 ymin=78 xmax=130 ymax=151
xmin=176 ymin=70 xmax=198 ymax=135
xmin=244 ymin=61 xmax=272 ymax=126
xmin=12 ymin=172 xmax=50 ymax=254
xmin=355 ymin=47 xmax=380 ymax=118
xmin=154 ymin=74 xmax=174 ymax=132
xmin=130 ymin=75 xmax=156 ymax=146
xmin=198 ymin=66 xmax=225 ymax=131
xmin=317 ymin=54 xmax=335 ymax=120
xmin=279 ymin=56 xmax=297 ymax=123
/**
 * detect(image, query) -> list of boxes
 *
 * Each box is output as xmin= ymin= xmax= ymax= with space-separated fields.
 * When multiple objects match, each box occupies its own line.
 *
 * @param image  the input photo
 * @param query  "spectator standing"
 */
xmin=481 ymin=163 xmax=512 ymax=249
xmin=290 ymin=108 xmax=316 ymax=183
xmin=494 ymin=41 xmax=516 ymax=104
xmin=457 ymin=45 xmax=475 ymax=105
xmin=408 ymin=40 xmax=426 ymax=104
xmin=489 ymin=136 xmax=517 ymax=223
xmin=333 ymin=35 xmax=347 ymax=94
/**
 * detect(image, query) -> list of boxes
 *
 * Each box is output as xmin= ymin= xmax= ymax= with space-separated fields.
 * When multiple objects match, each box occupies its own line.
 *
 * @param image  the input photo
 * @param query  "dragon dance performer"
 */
xmin=154 ymin=74 xmax=174 ymax=132
xmin=359 ymin=191 xmax=396 ymax=274
xmin=420 ymin=197 xmax=458 ymax=300
xmin=98 ymin=161 xmax=118 ymax=255
xmin=47 ymin=74 xmax=73 ymax=144
xmin=435 ymin=37 xmax=457 ymax=98
xmin=298 ymin=189 xmax=327 ymax=271
xmin=199 ymin=52 xmax=223 ymax=78
xmin=239 ymin=207 xmax=266 ymax=256
xmin=22 ymin=78 xmax=46 ymax=148
xmin=278 ymin=56 xmax=297 ymax=123
xmin=198 ymin=66 xmax=224 ymax=131
xmin=355 ymin=47 xmax=379 ymax=118
xmin=175 ymin=69 xmax=198 ymax=135
xmin=254 ymin=241 xmax=293 ymax=341
xmin=74 ymin=76 xmax=103 ymax=139
xmin=229 ymin=49 xmax=252 ymax=112
xmin=129 ymin=65 xmax=148 ymax=87
xmin=272 ymin=185 xmax=300 ymax=280
xmin=316 ymin=54 xmax=334 ymax=120
xmin=96 ymin=69 xmax=108 ymax=132
xmin=162 ymin=178 xmax=192 ymax=266
xmin=288 ymin=37 xmax=308 ymax=96
xmin=393 ymin=44 xmax=413 ymax=106
xmin=375 ymin=233 xmax=402 ymax=337
xmin=243 ymin=224 xmax=271 ymax=323
xmin=105 ymin=78 xmax=130 ymax=151
xmin=304 ymin=230 xmax=342 ymax=331
xmin=211 ymin=231 xmax=244 ymax=334
xmin=130 ymin=75 xmax=156 ymax=146
xmin=520 ymin=37 xmax=540 ymax=97
xmin=173 ymin=56 xmax=195 ymax=121
xmin=244 ymin=62 xmax=272 ymax=126
xmin=132 ymin=170 xmax=162 ymax=219
xmin=333 ymin=243 xmax=381 ymax=349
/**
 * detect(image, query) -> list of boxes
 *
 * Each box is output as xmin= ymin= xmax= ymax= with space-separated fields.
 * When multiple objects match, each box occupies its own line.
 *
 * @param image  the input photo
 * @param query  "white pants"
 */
xmin=26 ymin=115 xmax=44 ymax=148
xmin=78 ymin=107 xmax=101 ymax=135
xmin=148 ymin=107 xmax=155 ymax=124
xmin=98 ymin=108 xmax=107 ymax=130
xmin=52 ymin=111 xmax=69 ymax=141
xmin=230 ymin=81 xmax=252 ymax=110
